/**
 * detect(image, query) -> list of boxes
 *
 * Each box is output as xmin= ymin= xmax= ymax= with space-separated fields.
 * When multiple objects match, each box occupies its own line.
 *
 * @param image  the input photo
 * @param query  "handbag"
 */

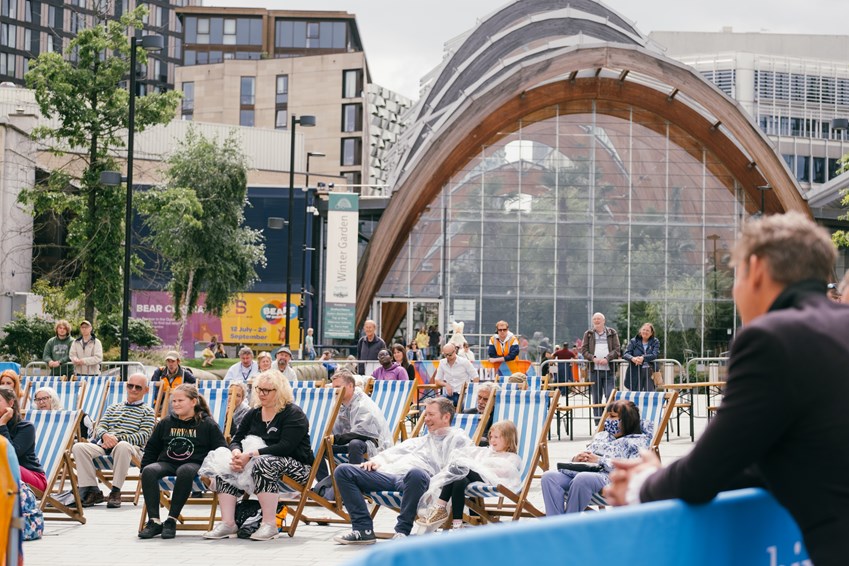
xmin=652 ymin=370 xmax=664 ymax=388
xmin=557 ymin=461 xmax=603 ymax=473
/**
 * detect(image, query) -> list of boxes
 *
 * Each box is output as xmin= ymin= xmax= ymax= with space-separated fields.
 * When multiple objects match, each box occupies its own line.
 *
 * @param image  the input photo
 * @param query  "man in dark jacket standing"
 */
xmin=356 ymin=319 xmax=386 ymax=375
xmin=580 ymin=313 xmax=620 ymax=422
xmin=605 ymin=212 xmax=849 ymax=566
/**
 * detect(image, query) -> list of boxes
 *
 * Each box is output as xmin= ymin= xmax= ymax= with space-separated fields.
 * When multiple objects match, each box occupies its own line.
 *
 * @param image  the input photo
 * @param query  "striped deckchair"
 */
xmin=93 ymin=380 xmax=158 ymax=505
xmin=278 ymin=386 xmax=344 ymax=536
xmin=138 ymin=387 xmax=236 ymax=532
xmin=77 ymin=375 xmax=114 ymax=424
xmin=369 ymin=380 xmax=416 ymax=442
xmin=28 ymin=410 xmax=85 ymax=523
xmin=192 ymin=379 xmax=230 ymax=390
xmin=464 ymin=389 xmax=559 ymax=522
xmin=587 ymin=390 xmax=679 ymax=508
xmin=100 ymin=381 xmax=158 ymax=416
xmin=22 ymin=381 xmax=86 ymax=413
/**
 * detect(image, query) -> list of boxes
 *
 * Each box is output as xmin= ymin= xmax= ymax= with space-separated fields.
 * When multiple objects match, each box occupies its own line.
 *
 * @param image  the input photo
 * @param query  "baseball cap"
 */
xmin=275 ymin=346 xmax=293 ymax=357
xmin=79 ymin=320 xmax=92 ymax=327
xmin=164 ymin=351 xmax=180 ymax=361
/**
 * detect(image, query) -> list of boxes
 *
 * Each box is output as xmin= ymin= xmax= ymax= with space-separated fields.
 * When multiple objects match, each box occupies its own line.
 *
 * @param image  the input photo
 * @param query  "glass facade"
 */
xmin=378 ymin=104 xmax=753 ymax=360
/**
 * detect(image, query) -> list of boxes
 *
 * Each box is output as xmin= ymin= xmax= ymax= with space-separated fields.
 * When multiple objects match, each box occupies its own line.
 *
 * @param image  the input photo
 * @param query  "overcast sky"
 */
xmin=203 ymin=0 xmax=849 ymax=100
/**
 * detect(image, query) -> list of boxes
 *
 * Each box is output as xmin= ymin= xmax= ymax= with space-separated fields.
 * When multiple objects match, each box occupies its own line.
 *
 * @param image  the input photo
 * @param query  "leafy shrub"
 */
xmin=0 ymin=316 xmax=55 ymax=365
xmin=96 ymin=316 xmax=162 ymax=352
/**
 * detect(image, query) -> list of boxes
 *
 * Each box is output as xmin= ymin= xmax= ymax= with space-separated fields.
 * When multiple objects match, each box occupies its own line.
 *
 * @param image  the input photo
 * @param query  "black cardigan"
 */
xmin=230 ymin=404 xmax=314 ymax=466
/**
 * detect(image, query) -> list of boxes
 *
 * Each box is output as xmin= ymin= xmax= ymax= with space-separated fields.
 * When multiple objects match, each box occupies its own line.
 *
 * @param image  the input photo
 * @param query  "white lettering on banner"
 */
xmin=324 ymin=193 xmax=358 ymax=339
xmin=135 ymin=303 xmax=205 ymax=314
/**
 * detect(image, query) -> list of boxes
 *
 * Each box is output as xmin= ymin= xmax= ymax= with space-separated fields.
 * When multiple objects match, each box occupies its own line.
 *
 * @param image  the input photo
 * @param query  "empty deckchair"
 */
xmin=369 ymin=380 xmax=416 ymax=442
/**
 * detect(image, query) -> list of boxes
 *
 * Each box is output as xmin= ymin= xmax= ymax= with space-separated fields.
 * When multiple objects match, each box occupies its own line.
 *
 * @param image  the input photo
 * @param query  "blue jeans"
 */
xmin=334 ymin=464 xmax=430 ymax=535
xmin=541 ymin=469 xmax=609 ymax=515
xmin=332 ymin=439 xmax=369 ymax=465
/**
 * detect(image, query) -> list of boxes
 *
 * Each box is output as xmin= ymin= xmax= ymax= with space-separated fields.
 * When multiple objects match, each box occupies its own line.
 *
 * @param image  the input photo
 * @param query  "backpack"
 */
xmin=19 ymin=482 xmax=44 ymax=541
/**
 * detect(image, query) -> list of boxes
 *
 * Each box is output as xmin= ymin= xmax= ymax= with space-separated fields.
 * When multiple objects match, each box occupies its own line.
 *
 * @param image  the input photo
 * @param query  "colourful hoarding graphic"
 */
xmin=323 ymin=192 xmax=359 ymax=339
xmin=132 ymin=291 xmax=300 ymax=355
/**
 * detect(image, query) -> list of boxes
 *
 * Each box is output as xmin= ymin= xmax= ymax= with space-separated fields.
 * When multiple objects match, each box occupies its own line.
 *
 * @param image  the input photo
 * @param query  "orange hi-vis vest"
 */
xmin=490 ymin=334 xmax=518 ymax=357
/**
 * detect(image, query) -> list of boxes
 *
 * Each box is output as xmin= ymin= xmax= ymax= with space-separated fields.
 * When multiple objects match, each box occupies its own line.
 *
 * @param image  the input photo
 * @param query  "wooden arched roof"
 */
xmin=356 ymin=45 xmax=806 ymax=325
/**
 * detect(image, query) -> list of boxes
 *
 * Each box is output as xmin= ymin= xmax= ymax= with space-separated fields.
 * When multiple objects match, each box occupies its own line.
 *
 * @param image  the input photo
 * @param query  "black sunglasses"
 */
xmin=126 ymin=383 xmax=144 ymax=391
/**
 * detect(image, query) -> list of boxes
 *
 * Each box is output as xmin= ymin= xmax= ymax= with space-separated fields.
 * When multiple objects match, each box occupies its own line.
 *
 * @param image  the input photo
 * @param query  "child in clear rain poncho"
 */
xmin=416 ymin=420 xmax=522 ymax=530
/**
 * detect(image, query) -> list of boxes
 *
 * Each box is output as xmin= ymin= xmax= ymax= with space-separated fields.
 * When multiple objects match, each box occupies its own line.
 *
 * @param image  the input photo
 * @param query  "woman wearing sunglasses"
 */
xmin=204 ymin=370 xmax=314 ymax=541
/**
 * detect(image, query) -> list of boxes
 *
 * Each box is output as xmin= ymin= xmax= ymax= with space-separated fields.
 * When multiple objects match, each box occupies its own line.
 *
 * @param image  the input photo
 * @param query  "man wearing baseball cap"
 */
xmin=69 ymin=320 xmax=103 ymax=376
xmin=151 ymin=351 xmax=195 ymax=392
xmin=274 ymin=346 xmax=297 ymax=381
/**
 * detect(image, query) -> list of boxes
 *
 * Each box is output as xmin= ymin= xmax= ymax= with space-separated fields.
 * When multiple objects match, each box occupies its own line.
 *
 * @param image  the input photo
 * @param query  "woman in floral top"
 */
xmin=541 ymin=400 xmax=650 ymax=515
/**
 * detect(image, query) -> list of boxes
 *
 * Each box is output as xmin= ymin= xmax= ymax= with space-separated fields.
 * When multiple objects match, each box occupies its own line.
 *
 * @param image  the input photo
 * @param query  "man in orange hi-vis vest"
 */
xmin=487 ymin=320 xmax=519 ymax=363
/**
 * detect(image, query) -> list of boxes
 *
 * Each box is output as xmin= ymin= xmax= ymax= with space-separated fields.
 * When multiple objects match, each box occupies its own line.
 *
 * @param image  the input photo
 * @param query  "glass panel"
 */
xmin=240 ymin=109 xmax=254 ymax=127
xmin=379 ymin=106 xmax=745 ymax=359
xmin=292 ymin=21 xmax=306 ymax=47
xmin=332 ymin=22 xmax=347 ymax=49
xmin=240 ymin=76 xmax=255 ymax=105
xmin=209 ymin=17 xmax=223 ymax=44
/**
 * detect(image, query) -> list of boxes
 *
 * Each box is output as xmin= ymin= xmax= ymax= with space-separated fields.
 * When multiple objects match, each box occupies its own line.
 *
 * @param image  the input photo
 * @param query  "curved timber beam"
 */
xmin=357 ymin=45 xmax=806 ymax=325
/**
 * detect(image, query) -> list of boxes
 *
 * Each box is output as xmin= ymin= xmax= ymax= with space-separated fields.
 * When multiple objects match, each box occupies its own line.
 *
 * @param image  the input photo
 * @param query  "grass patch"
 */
xmin=182 ymin=358 xmax=233 ymax=371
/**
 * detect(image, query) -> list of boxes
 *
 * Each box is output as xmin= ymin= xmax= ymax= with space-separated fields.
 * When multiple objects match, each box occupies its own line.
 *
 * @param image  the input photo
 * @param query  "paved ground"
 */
xmin=24 ymin=400 xmax=713 ymax=566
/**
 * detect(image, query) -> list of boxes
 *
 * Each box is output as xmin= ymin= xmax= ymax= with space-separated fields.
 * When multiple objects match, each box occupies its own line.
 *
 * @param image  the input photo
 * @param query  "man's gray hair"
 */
xmin=731 ymin=212 xmax=836 ymax=285
xmin=239 ymin=346 xmax=254 ymax=357
xmin=332 ymin=368 xmax=356 ymax=387
xmin=424 ymin=396 xmax=456 ymax=423
xmin=478 ymin=382 xmax=499 ymax=395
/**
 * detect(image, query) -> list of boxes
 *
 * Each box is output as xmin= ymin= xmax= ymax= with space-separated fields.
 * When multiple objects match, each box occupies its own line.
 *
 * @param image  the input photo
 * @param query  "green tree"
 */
xmin=136 ymin=129 xmax=266 ymax=351
xmin=832 ymin=155 xmax=849 ymax=249
xmin=22 ymin=7 xmax=181 ymax=322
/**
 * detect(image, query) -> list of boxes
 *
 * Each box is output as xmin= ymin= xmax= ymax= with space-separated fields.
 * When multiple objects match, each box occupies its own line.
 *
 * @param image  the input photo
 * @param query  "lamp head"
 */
xmin=140 ymin=35 xmax=165 ymax=52
xmin=100 ymin=171 xmax=124 ymax=186
xmin=296 ymin=115 xmax=316 ymax=127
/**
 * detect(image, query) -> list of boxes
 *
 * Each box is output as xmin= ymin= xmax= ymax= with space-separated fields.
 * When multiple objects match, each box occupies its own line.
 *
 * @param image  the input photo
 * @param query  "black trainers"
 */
xmin=161 ymin=518 xmax=177 ymax=539
xmin=106 ymin=487 xmax=122 ymax=509
xmin=333 ymin=529 xmax=376 ymax=545
xmin=138 ymin=519 xmax=163 ymax=539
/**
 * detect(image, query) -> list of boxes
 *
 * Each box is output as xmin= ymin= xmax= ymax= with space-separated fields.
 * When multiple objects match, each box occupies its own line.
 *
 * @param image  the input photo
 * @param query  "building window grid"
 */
xmin=379 ymin=108 xmax=748 ymax=357
xmin=275 ymin=74 xmax=288 ymax=129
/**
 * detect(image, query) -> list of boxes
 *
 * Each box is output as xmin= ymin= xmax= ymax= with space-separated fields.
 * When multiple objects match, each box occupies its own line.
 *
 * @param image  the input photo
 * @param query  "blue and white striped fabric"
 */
xmin=279 ymin=387 xmax=339 ymax=492
xmin=614 ymin=391 xmax=666 ymax=431
xmin=28 ymin=410 xmax=79 ymax=486
xmin=28 ymin=381 xmax=86 ymax=411
xmin=462 ymin=383 xmax=484 ymax=411
xmin=369 ymin=380 xmax=414 ymax=440
xmin=102 ymin=381 xmax=158 ymax=412
xmin=293 ymin=387 xmax=339 ymax=458
xmin=464 ymin=390 xmax=549 ymax=499
xmin=290 ymin=380 xmax=315 ymax=389
xmin=198 ymin=388 xmax=231 ymax=431
xmin=194 ymin=379 xmax=230 ymax=390
xmin=77 ymin=375 xmax=113 ymax=422
xmin=367 ymin=491 xmax=403 ymax=509
xmin=21 ymin=377 xmax=65 ymax=405
xmin=158 ymin=475 xmax=207 ymax=492
xmin=419 ymin=413 xmax=481 ymax=439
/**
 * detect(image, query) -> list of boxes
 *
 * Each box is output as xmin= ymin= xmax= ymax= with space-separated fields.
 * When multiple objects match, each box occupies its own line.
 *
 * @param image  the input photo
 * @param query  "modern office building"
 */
xmin=174 ymin=7 xmax=410 ymax=192
xmin=648 ymin=30 xmax=849 ymax=193
xmin=355 ymin=0 xmax=818 ymax=360
xmin=0 ymin=0 xmax=197 ymax=92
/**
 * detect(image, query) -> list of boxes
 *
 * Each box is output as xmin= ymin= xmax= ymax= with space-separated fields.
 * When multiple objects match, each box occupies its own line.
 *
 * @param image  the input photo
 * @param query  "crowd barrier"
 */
xmin=345 ymin=488 xmax=809 ymax=566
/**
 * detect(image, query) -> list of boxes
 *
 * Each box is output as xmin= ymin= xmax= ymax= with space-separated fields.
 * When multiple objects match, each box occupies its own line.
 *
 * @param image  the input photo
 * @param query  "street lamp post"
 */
xmin=101 ymin=34 xmax=163 ymax=370
xmin=285 ymin=114 xmax=316 ymax=348
xmin=299 ymin=151 xmax=324 ymax=358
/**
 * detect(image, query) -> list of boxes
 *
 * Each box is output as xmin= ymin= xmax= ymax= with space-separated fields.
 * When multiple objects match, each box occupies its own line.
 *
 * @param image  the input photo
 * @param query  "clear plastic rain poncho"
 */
xmin=332 ymin=389 xmax=393 ymax=457
xmin=373 ymin=427 xmax=472 ymax=477
xmin=198 ymin=435 xmax=267 ymax=493
xmin=417 ymin=444 xmax=522 ymax=512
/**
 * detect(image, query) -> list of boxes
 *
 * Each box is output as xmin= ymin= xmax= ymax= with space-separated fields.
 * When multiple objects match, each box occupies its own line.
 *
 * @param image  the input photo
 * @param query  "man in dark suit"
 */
xmin=605 ymin=212 xmax=849 ymax=566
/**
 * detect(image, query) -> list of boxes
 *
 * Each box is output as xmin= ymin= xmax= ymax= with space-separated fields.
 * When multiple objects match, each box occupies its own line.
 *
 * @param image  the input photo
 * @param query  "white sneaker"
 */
xmin=392 ymin=532 xmax=407 ymax=540
xmin=249 ymin=522 xmax=280 ymax=541
xmin=203 ymin=522 xmax=238 ymax=540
